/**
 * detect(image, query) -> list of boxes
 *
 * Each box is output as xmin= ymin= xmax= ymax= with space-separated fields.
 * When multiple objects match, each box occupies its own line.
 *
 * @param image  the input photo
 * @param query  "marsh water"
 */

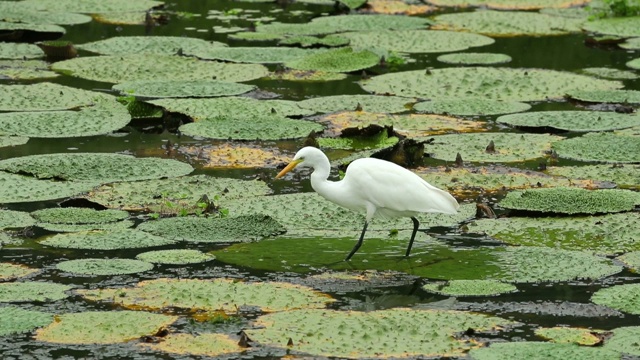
xmin=1 ymin=0 xmax=640 ymax=359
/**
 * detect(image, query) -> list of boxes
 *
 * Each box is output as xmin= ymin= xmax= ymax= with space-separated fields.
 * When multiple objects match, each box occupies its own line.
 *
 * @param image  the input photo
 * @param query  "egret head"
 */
xmin=275 ymin=146 xmax=323 ymax=178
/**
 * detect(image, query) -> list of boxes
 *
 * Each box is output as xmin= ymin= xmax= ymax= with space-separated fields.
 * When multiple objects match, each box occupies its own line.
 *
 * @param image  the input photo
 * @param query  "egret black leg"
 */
xmin=405 ymin=217 xmax=420 ymax=257
xmin=345 ymin=221 xmax=368 ymax=261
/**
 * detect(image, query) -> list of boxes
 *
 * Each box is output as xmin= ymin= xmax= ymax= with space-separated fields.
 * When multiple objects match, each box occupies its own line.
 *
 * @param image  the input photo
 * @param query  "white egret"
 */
xmin=276 ymin=146 xmax=459 ymax=261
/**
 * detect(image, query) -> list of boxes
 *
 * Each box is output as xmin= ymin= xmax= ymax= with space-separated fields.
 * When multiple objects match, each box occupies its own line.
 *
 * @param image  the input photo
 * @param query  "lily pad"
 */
xmin=84 ymin=175 xmax=270 ymax=213
xmin=0 ymin=153 xmax=193 ymax=183
xmin=0 ymin=2 xmax=92 ymax=25
xmin=361 ymin=67 xmax=621 ymax=101
xmin=469 ymin=341 xmax=619 ymax=360
xmin=20 ymin=0 xmax=163 ymax=13
xmin=601 ymin=326 xmax=640 ymax=356
xmin=433 ymin=10 xmax=584 ymax=36
xmin=535 ymin=327 xmax=605 ymax=345
xmin=427 ymin=0 xmax=588 ymax=10
xmin=141 ymin=333 xmax=242 ymax=357
xmin=497 ymin=111 xmax=640 ymax=132
xmin=0 ymin=83 xmax=114 ymax=112
xmin=298 ymin=95 xmax=414 ymax=114
xmin=184 ymin=144 xmax=290 ymax=169
xmin=422 ymin=133 xmax=561 ymax=162
xmin=566 ymin=89 xmax=640 ymax=104
xmin=136 ymin=249 xmax=215 ymax=265
xmin=628 ymin=58 xmax=640 ymax=70
xmin=52 ymin=55 xmax=269 ymax=84
xmin=437 ymin=52 xmax=512 ymax=65
xmin=0 ymin=60 xmax=59 ymax=80
xmin=0 ymin=210 xmax=36 ymax=229
xmin=0 ymin=263 xmax=39 ymax=281
xmin=620 ymin=37 xmax=640 ymax=50
xmin=279 ymin=34 xmax=350 ymax=47
xmin=468 ymin=212 xmax=640 ymax=255
xmin=318 ymin=130 xmax=399 ymax=150
xmin=366 ymin=0 xmax=435 ymax=15
xmin=112 ymin=80 xmax=255 ymax=99
xmin=0 ymin=43 xmax=43 ymax=60
xmin=179 ymin=114 xmax=323 ymax=140
xmin=579 ymin=67 xmax=639 ymax=80
xmin=414 ymin=98 xmax=531 ymax=116
xmin=265 ymin=69 xmax=348 ymax=81
xmin=186 ymin=46 xmax=318 ymax=64
xmin=79 ymin=278 xmax=335 ymax=313
xmin=37 ymin=220 xmax=135 ymax=233
xmin=0 ymin=282 xmax=71 ymax=302
xmin=0 ymin=136 xmax=29 ymax=148
xmin=552 ymin=132 xmax=640 ymax=163
xmin=546 ymin=164 xmax=640 ymax=189
xmin=422 ymin=280 xmax=517 ymax=297
xmin=56 ymin=258 xmax=153 ymax=276
xmin=285 ymin=47 xmax=380 ymax=73
xmin=499 ymin=187 xmax=640 ymax=214
xmin=35 ymin=310 xmax=177 ymax=344
xmin=31 ymin=207 xmax=129 ymax=225
xmin=257 ymin=14 xmax=431 ymax=35
xmin=246 ymin=308 xmax=517 ymax=358
xmin=582 ymin=16 xmax=640 ymax=37
xmin=0 ymin=22 xmax=65 ymax=40
xmin=340 ymin=30 xmax=494 ymax=53
xmin=40 ymin=229 xmax=175 ymax=250
xmin=77 ymin=36 xmax=225 ymax=56
xmin=0 ymin=98 xmax=131 ymax=138
xmin=591 ymin=283 xmax=640 ymax=315
xmin=137 ymin=215 xmax=285 ymax=243
xmin=617 ymin=251 xmax=640 ymax=272
xmin=0 ymin=306 xmax=53 ymax=336
xmin=0 ymin=171 xmax=99 ymax=204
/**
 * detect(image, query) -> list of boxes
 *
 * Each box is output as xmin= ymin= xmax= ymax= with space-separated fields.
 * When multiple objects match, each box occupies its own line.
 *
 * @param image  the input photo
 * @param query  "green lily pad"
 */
xmin=40 ymin=229 xmax=175 ymax=250
xmin=535 ymin=327 xmax=604 ymax=345
xmin=213 ymin=238 xmax=621 ymax=283
xmin=137 ymin=215 xmax=285 ymax=243
xmin=422 ymin=280 xmax=517 ymax=297
xmin=579 ymin=67 xmax=639 ymax=80
xmin=318 ymin=131 xmax=399 ymax=150
xmin=31 ymin=207 xmax=129 ymax=225
xmin=340 ymin=30 xmax=494 ymax=53
xmin=20 ymin=0 xmax=162 ymax=12
xmin=265 ymin=68 xmax=349 ymax=81
xmin=601 ymin=327 xmax=640 ymax=356
xmin=552 ymin=132 xmax=640 ymax=163
xmin=566 ymin=89 xmax=640 ymax=104
xmin=246 ymin=308 xmax=517 ymax=358
xmin=141 ymin=333 xmax=242 ymax=357
xmin=228 ymin=31 xmax=283 ymax=41
xmin=0 ymin=263 xmax=39 ymax=281
xmin=469 ymin=341 xmax=619 ymax=360
xmin=0 ymin=2 xmax=92 ymax=25
xmin=497 ymin=111 xmax=640 ymax=132
xmin=285 ymin=47 xmax=379 ymax=73
xmin=0 ymin=83 xmax=114 ymax=112
xmin=547 ymin=164 xmax=640 ymax=189
xmin=592 ymin=283 xmax=640 ymax=315
xmin=0 ymin=210 xmax=36 ymax=229
xmin=112 ymin=80 xmax=255 ymax=99
xmin=0 ymin=136 xmax=29 ymax=148
xmin=0 ymin=98 xmax=131 ymax=138
xmin=186 ymin=46 xmax=318 ymax=64
xmin=136 ymin=249 xmax=215 ymax=265
xmin=583 ymin=16 xmax=640 ymax=37
xmin=279 ymin=34 xmax=350 ymax=47
xmin=361 ymin=67 xmax=621 ymax=101
xmin=35 ymin=310 xmax=177 ymax=344
xmin=617 ymin=251 xmax=640 ymax=272
xmin=422 ymin=133 xmax=561 ymax=162
xmin=414 ymin=98 xmax=531 ymax=116
xmin=628 ymin=58 xmax=640 ymax=70
xmin=0 ymin=153 xmax=193 ymax=183
xmin=37 ymin=220 xmax=135 ymax=233
xmin=437 ymin=52 xmax=512 ymax=65
xmin=0 ymin=43 xmax=43 ymax=60
xmin=85 ymin=175 xmax=270 ymax=213
xmin=434 ymin=10 xmax=584 ymax=36
xmin=499 ymin=187 xmax=640 ymax=214
xmin=79 ymin=278 xmax=335 ymax=313
xmin=0 ymin=60 xmax=59 ymax=80
xmin=298 ymin=95 xmax=414 ymax=114
xmin=0 ymin=306 xmax=53 ymax=336
xmin=0 ymin=22 xmax=65 ymax=39
xmin=0 ymin=171 xmax=99 ymax=204
xmin=52 ymin=55 xmax=268 ymax=84
xmin=427 ymin=0 xmax=589 ymax=10
xmin=56 ymin=258 xmax=153 ymax=276
xmin=179 ymin=114 xmax=323 ymax=140
xmin=620 ymin=37 xmax=640 ymax=50
xmin=0 ymin=282 xmax=71 ymax=302
xmin=468 ymin=212 xmax=640 ymax=255
xmin=77 ymin=36 xmax=225 ymax=56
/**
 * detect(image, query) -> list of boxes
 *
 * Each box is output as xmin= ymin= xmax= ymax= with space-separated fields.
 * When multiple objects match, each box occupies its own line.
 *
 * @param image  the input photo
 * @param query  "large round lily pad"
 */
xmin=469 ymin=341 xmax=619 ymax=360
xmin=422 ymin=133 xmax=561 ymax=162
xmin=566 ymin=89 xmax=640 ymax=104
xmin=427 ymin=0 xmax=588 ymax=10
xmin=256 ymin=14 xmax=431 ymax=35
xmin=437 ymin=52 xmax=512 ymax=65
xmin=547 ymin=164 xmax=640 ymax=189
xmin=591 ymin=283 xmax=640 ymax=315
xmin=141 ymin=333 xmax=242 ymax=357
xmin=601 ymin=326 xmax=640 ymax=356
xmin=0 ymin=153 xmax=193 ymax=183
xmin=361 ymin=67 xmax=621 ymax=101
xmin=112 ymin=80 xmax=255 ymax=99
xmin=0 ymin=59 xmax=59 ymax=80
xmin=179 ymin=114 xmax=323 ymax=140
xmin=617 ymin=251 xmax=640 ymax=272
xmin=340 ymin=30 xmax=494 ymax=53
xmin=77 ymin=36 xmax=225 ymax=56
xmin=497 ymin=111 xmax=640 ymax=132
xmin=582 ymin=16 xmax=640 ymax=37
xmin=246 ymin=308 xmax=517 ymax=358
xmin=0 ymin=306 xmax=53 ymax=336
xmin=422 ymin=280 xmax=517 ymax=297
xmin=0 ymin=282 xmax=71 ymax=302
xmin=628 ymin=58 xmax=640 ymax=70
xmin=0 ymin=83 xmax=114 ymax=112
xmin=136 ymin=249 xmax=215 ymax=265
xmin=285 ymin=47 xmax=380 ymax=73
xmin=180 ymin=144 xmax=291 ymax=168
xmin=414 ymin=98 xmax=531 ymax=116
xmin=0 ymin=263 xmax=39 ymax=281
xmin=52 ymin=55 xmax=269 ymax=83
xmin=0 ymin=171 xmax=99 ymax=204
xmin=40 ymin=229 xmax=175 ymax=250
xmin=535 ymin=327 xmax=604 ymax=346
xmin=0 ymin=210 xmax=35 ymax=229
xmin=56 ymin=258 xmax=153 ymax=276
xmin=0 ymin=136 xmax=29 ymax=148
xmin=553 ymin=132 xmax=640 ymax=163
xmin=185 ymin=46 xmax=318 ymax=64
xmin=499 ymin=187 xmax=640 ymax=214
xmin=31 ymin=207 xmax=129 ymax=225
xmin=136 ymin=215 xmax=285 ymax=243
xmin=0 ymin=43 xmax=43 ymax=60
xmin=468 ymin=212 xmax=640 ymax=255
xmin=20 ymin=0 xmax=163 ymax=13
xmin=35 ymin=311 xmax=178 ymax=344
xmin=79 ymin=278 xmax=335 ymax=313
xmin=580 ymin=67 xmax=639 ymax=80
xmin=298 ymin=95 xmax=414 ymax=114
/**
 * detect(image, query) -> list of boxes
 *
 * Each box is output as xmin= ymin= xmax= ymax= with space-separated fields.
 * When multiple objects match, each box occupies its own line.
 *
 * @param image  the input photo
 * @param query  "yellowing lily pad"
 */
xmin=0 ymin=263 xmax=39 ymax=281
xmin=181 ymin=144 xmax=290 ymax=168
xmin=141 ymin=333 xmax=242 ymax=357
xmin=535 ymin=327 xmax=605 ymax=346
xmin=35 ymin=311 xmax=177 ymax=344
xmin=366 ymin=0 xmax=435 ymax=15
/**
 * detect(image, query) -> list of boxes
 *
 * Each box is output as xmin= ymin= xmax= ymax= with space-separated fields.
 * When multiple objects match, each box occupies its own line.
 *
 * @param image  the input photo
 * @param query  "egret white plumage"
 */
xmin=276 ymin=146 xmax=459 ymax=261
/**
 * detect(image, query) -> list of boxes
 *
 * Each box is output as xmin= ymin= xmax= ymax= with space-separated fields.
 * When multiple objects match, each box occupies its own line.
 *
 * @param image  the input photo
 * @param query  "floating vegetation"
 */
xmin=179 ymin=114 xmax=323 ymax=140
xmin=0 ymin=281 xmax=71 ymax=302
xmin=77 ymin=36 xmax=225 ymax=56
xmin=340 ymin=30 xmax=494 ymax=53
xmin=422 ymin=280 xmax=517 ymax=297
xmin=546 ymin=164 xmax=640 ymax=189
xmin=185 ymin=46 xmax=318 ymax=64
xmin=0 ymin=306 xmax=52 ymax=336
xmin=298 ymin=94 xmax=414 ymax=114
xmin=592 ymin=283 xmax=640 ymax=315
xmin=497 ymin=111 xmax=640 ymax=132
xmin=617 ymin=251 xmax=640 ymax=272
xmin=285 ymin=47 xmax=380 ymax=73
xmin=566 ymin=89 xmax=640 ymax=104
xmin=0 ymin=210 xmax=36 ymax=229
xmin=0 ymin=263 xmax=39 ymax=281
xmin=469 ymin=341 xmax=619 ymax=360
xmin=437 ymin=52 xmax=512 ymax=65
xmin=32 ymin=207 xmax=129 ymax=225
xmin=579 ymin=67 xmax=639 ymax=80
xmin=256 ymin=14 xmax=431 ymax=35
xmin=554 ymin=132 xmax=640 ymax=163
xmin=535 ymin=327 xmax=605 ymax=345
xmin=113 ymin=80 xmax=254 ymax=99
xmin=181 ymin=144 xmax=290 ymax=168
xmin=0 ymin=171 xmax=99 ymax=204
xmin=56 ymin=258 xmax=154 ymax=276
xmin=40 ymin=229 xmax=175 ymax=250
xmin=0 ymin=83 xmax=113 ymax=112
xmin=414 ymin=98 xmax=531 ymax=116
xmin=141 ymin=333 xmax=242 ymax=357
xmin=136 ymin=249 xmax=215 ymax=265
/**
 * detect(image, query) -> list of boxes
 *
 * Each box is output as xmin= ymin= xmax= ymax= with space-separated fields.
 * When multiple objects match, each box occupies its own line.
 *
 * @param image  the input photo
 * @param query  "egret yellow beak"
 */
xmin=276 ymin=159 xmax=303 ymax=179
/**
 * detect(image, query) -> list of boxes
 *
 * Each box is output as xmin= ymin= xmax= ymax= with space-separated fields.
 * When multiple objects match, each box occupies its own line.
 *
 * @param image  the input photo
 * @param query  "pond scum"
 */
xmin=1 ymin=0 xmax=640 ymax=358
